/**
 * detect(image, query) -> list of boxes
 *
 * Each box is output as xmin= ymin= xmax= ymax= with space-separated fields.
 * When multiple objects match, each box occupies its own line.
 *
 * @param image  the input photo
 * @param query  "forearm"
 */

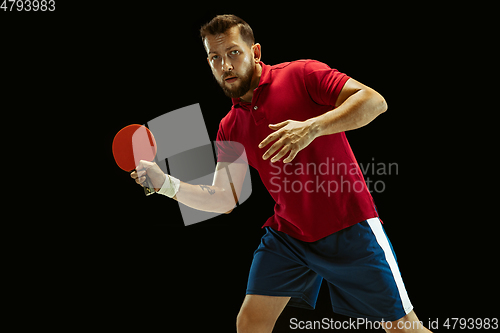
xmin=133 ymin=160 xmax=237 ymax=214
xmin=310 ymin=89 xmax=387 ymax=137
xmin=172 ymin=181 xmax=236 ymax=214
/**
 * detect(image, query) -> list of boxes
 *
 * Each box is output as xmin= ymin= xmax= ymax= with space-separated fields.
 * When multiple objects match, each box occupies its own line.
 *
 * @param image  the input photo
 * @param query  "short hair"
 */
xmin=200 ymin=14 xmax=255 ymax=48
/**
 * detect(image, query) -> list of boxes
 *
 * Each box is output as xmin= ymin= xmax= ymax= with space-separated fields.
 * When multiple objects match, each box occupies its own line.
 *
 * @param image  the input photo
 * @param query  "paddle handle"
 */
xmin=143 ymin=175 xmax=155 ymax=196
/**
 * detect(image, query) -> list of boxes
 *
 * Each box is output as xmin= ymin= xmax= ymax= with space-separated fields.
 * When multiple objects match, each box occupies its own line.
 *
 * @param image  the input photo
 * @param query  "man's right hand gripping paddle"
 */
xmin=112 ymin=124 xmax=160 ymax=196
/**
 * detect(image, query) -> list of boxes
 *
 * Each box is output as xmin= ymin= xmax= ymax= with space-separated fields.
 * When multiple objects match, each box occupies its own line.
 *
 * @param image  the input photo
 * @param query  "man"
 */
xmin=131 ymin=14 xmax=432 ymax=333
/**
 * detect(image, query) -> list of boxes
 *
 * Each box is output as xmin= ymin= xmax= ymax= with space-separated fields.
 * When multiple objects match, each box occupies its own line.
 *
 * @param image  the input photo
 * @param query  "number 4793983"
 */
xmin=1 ymin=0 xmax=55 ymax=11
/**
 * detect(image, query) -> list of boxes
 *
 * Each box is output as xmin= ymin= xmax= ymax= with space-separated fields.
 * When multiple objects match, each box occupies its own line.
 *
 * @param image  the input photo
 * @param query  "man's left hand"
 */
xmin=259 ymin=119 xmax=319 ymax=163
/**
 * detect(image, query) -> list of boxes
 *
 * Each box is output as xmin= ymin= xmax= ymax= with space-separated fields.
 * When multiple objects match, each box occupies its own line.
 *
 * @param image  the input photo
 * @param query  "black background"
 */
xmin=1 ymin=2 xmax=495 ymax=332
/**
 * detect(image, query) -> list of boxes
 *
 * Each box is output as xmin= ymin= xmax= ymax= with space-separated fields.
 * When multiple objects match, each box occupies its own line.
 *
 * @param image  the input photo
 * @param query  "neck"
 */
xmin=240 ymin=63 xmax=262 ymax=102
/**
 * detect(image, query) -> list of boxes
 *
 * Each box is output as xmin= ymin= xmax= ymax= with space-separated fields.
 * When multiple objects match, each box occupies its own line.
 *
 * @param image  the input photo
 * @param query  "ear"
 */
xmin=252 ymin=43 xmax=262 ymax=63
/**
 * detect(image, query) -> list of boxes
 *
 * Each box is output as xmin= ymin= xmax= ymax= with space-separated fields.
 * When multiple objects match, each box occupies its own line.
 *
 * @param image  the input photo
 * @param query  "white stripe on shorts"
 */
xmin=367 ymin=217 xmax=414 ymax=315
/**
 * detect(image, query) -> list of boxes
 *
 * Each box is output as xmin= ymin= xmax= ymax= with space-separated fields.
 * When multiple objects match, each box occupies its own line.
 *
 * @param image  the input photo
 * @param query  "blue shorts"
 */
xmin=246 ymin=218 xmax=413 ymax=322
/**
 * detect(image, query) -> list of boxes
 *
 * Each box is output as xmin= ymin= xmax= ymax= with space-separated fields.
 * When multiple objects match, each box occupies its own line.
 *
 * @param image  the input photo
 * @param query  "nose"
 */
xmin=221 ymin=56 xmax=233 ymax=72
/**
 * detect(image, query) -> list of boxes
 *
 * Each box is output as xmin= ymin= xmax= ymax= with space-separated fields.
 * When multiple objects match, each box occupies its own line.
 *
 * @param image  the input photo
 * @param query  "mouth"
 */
xmin=224 ymin=76 xmax=238 ymax=84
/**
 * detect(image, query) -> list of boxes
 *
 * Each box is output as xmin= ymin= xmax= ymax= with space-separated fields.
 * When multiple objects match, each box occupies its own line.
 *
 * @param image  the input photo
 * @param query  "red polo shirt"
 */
xmin=216 ymin=60 xmax=378 ymax=242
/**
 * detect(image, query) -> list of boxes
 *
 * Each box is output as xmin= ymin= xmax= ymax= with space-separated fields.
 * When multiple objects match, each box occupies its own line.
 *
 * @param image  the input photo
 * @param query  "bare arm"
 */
xmin=311 ymin=78 xmax=387 ymax=136
xmin=131 ymin=161 xmax=247 ymax=214
xmin=172 ymin=162 xmax=246 ymax=214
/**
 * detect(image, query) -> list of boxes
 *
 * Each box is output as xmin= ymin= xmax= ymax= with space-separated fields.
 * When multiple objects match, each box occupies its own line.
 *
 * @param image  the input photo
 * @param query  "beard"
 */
xmin=217 ymin=63 xmax=255 ymax=99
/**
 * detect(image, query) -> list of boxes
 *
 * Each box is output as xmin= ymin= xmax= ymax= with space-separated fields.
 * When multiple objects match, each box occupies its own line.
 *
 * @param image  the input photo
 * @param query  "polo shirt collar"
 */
xmin=231 ymin=61 xmax=270 ymax=107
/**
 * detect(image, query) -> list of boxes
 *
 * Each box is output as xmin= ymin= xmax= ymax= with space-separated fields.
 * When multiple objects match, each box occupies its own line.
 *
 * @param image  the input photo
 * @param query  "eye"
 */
xmin=230 ymin=50 xmax=240 ymax=55
xmin=211 ymin=55 xmax=219 ymax=61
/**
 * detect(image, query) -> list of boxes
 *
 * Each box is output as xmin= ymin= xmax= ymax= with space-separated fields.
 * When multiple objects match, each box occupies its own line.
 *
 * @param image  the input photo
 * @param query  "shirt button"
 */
xmin=254 ymin=106 xmax=258 ymax=110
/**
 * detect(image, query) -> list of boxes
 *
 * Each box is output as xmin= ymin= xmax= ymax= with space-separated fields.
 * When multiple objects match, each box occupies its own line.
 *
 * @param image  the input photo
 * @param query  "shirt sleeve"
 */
xmin=304 ymin=60 xmax=350 ymax=108
xmin=215 ymin=120 xmax=247 ymax=164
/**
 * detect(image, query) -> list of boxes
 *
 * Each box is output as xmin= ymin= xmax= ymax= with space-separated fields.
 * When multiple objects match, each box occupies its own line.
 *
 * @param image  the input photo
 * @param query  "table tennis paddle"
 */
xmin=112 ymin=124 xmax=157 ymax=196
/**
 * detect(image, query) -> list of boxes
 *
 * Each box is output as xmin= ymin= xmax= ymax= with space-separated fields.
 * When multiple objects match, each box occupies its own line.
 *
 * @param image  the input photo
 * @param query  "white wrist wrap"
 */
xmin=157 ymin=174 xmax=181 ymax=198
